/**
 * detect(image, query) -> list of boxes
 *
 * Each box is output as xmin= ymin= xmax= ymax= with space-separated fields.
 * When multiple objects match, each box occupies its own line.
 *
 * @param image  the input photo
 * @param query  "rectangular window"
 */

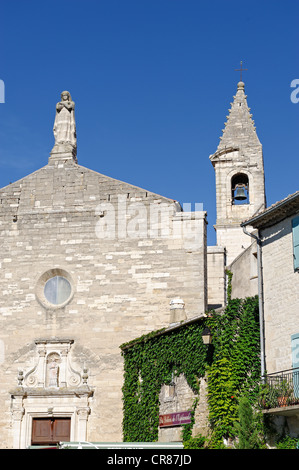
xmin=292 ymin=216 xmax=299 ymax=271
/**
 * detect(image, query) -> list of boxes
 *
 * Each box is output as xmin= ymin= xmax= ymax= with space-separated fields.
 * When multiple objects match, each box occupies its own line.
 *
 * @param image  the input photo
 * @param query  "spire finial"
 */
xmin=235 ymin=60 xmax=247 ymax=82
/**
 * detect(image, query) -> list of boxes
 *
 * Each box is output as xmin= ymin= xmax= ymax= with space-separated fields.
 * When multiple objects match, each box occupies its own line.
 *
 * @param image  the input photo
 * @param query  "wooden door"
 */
xmin=32 ymin=418 xmax=71 ymax=445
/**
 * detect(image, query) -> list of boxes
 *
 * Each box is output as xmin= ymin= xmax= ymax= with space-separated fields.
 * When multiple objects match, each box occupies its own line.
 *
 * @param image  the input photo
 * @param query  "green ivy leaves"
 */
xmin=206 ymin=296 xmax=260 ymax=443
xmin=121 ymin=322 xmax=208 ymax=441
xmin=121 ymin=294 xmax=260 ymax=444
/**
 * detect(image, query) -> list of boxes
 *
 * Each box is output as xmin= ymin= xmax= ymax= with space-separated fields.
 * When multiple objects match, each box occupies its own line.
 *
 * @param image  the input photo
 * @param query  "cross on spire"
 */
xmin=235 ymin=61 xmax=247 ymax=81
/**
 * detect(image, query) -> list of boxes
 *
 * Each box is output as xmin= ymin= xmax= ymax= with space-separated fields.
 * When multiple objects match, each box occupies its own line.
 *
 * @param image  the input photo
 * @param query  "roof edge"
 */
xmin=241 ymin=191 xmax=299 ymax=229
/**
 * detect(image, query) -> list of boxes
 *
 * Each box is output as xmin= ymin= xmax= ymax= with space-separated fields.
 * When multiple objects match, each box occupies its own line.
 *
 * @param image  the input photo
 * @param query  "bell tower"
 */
xmin=210 ymin=77 xmax=266 ymax=265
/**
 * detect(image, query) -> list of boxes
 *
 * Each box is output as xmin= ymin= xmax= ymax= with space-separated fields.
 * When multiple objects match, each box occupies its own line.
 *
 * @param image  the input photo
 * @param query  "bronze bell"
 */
xmin=234 ymin=184 xmax=247 ymax=200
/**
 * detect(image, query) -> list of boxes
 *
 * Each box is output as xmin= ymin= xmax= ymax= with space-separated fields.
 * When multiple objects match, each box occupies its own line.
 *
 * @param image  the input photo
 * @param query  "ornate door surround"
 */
xmin=10 ymin=339 xmax=93 ymax=449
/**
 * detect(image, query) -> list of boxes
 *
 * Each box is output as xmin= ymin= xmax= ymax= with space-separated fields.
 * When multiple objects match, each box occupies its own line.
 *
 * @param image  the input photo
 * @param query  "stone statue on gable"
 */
xmin=51 ymin=90 xmax=77 ymax=159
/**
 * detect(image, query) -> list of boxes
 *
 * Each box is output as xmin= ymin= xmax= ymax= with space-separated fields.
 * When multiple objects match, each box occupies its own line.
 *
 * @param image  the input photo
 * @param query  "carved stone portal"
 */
xmin=10 ymin=339 xmax=93 ymax=449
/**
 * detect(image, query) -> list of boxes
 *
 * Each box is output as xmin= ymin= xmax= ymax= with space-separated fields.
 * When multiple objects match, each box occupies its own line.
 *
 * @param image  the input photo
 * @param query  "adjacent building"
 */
xmin=240 ymin=192 xmax=299 ymax=436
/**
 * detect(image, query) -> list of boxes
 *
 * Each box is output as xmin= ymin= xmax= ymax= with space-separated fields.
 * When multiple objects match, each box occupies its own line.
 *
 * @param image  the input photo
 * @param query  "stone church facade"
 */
xmin=0 ymin=81 xmax=265 ymax=448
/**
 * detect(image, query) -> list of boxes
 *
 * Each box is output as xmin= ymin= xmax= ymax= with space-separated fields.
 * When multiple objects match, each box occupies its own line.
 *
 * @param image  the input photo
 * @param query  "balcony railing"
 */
xmin=259 ymin=368 xmax=299 ymax=410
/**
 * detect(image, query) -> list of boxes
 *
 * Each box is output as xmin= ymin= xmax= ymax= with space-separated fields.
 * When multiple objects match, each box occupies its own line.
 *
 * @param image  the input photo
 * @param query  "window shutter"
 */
xmin=32 ymin=419 xmax=52 ymax=444
xmin=53 ymin=418 xmax=71 ymax=442
xmin=292 ymin=216 xmax=299 ymax=270
xmin=32 ymin=418 xmax=70 ymax=445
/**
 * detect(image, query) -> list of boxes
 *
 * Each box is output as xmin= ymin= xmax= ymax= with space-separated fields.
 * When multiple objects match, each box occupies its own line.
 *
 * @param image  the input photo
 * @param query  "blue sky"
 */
xmin=0 ymin=0 xmax=298 ymax=245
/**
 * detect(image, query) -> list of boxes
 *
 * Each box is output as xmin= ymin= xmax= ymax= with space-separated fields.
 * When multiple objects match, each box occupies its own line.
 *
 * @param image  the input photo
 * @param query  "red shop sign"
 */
xmin=159 ymin=411 xmax=192 ymax=428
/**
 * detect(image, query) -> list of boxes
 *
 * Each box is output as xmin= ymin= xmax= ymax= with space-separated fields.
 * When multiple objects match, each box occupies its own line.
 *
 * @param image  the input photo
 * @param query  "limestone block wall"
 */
xmin=229 ymin=239 xmax=258 ymax=299
xmin=0 ymin=159 xmax=207 ymax=447
xmin=216 ymin=225 xmax=253 ymax=266
xmin=158 ymin=373 xmax=209 ymax=442
xmin=207 ymin=246 xmax=226 ymax=309
xmin=261 ymin=215 xmax=299 ymax=373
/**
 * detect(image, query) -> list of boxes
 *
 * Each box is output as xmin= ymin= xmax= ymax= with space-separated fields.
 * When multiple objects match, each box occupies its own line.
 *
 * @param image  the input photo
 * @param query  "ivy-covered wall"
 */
xmin=206 ymin=296 xmax=261 ymax=444
xmin=120 ymin=295 xmax=260 ymax=444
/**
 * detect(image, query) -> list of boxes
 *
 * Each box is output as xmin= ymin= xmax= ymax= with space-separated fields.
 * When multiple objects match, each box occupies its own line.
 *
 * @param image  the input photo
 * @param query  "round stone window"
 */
xmin=36 ymin=269 xmax=74 ymax=309
xmin=44 ymin=276 xmax=72 ymax=305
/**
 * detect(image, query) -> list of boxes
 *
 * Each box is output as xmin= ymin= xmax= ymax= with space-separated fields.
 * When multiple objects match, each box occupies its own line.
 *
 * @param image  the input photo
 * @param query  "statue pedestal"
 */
xmin=49 ymin=144 xmax=77 ymax=163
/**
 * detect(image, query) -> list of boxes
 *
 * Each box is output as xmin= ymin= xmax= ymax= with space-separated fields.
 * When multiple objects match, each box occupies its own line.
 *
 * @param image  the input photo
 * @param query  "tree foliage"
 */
xmin=234 ymin=396 xmax=261 ymax=448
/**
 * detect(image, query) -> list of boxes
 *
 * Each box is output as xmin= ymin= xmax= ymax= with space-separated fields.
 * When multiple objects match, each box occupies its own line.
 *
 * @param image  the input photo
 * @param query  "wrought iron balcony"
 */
xmin=259 ymin=368 xmax=299 ymax=410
